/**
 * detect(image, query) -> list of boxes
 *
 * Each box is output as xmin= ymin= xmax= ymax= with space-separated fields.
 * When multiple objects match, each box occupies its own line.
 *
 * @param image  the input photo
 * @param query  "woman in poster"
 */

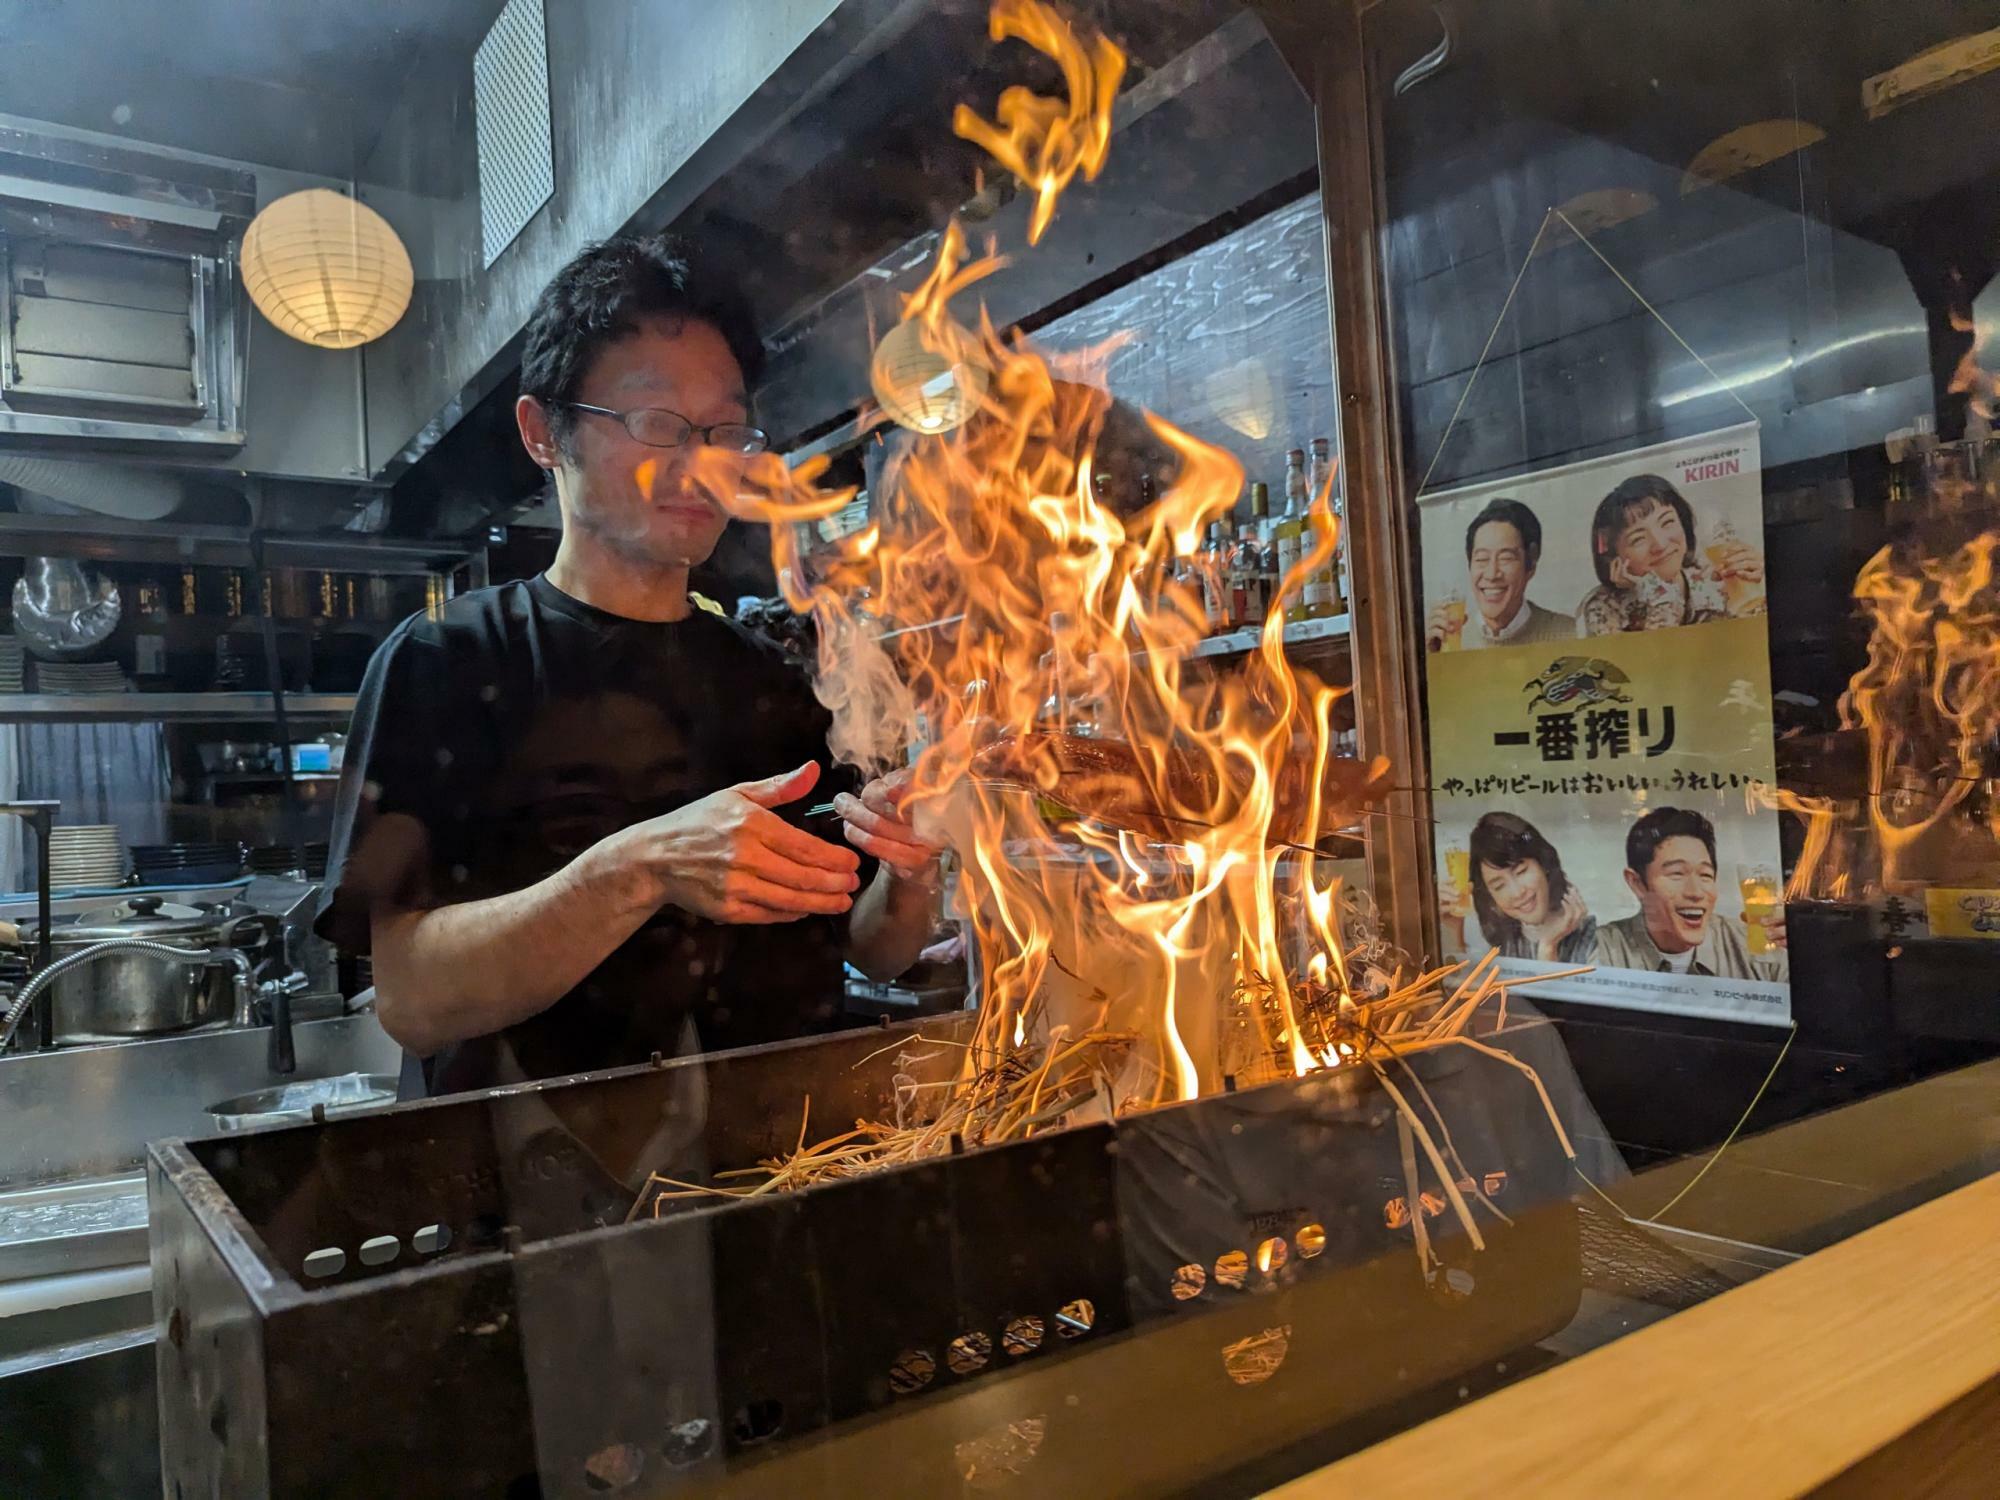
xmin=1575 ymin=474 xmax=1765 ymax=634
xmin=1444 ymin=811 xmax=1598 ymax=963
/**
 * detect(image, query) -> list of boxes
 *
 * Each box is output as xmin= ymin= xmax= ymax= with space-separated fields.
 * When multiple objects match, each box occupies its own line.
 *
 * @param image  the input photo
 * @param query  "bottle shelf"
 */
xmin=1185 ymin=612 xmax=1351 ymax=660
xmin=877 ymin=611 xmax=1351 ymax=660
xmin=0 ymin=693 xmax=357 ymax=724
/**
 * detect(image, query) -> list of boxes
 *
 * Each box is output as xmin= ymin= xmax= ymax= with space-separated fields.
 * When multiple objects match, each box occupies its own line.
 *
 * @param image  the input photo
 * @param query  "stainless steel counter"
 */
xmin=0 ymin=1011 xmax=401 ymax=1497
xmin=0 ymin=1010 xmax=400 ymax=1190
xmin=0 ymin=1175 xmax=148 ymax=1286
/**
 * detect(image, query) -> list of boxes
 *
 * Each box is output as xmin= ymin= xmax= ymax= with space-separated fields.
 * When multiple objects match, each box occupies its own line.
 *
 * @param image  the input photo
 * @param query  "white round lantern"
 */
xmin=241 ymin=189 xmax=414 ymax=349
xmin=870 ymin=317 xmax=989 ymax=435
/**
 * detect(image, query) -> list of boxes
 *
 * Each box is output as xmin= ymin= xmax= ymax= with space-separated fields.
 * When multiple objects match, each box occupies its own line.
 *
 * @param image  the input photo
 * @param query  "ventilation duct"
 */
xmin=0 ymin=454 xmax=184 ymax=520
xmin=12 ymin=557 xmax=121 ymax=658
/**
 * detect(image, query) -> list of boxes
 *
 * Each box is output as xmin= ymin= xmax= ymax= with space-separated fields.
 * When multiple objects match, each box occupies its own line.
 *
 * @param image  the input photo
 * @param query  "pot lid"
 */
xmin=61 ymin=895 xmax=226 ymax=942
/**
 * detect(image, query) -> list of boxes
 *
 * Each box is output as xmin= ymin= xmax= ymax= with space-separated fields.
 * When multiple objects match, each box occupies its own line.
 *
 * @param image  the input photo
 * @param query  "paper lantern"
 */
xmin=870 ymin=317 xmax=989 ymax=435
xmin=241 ymin=189 xmax=413 ymax=349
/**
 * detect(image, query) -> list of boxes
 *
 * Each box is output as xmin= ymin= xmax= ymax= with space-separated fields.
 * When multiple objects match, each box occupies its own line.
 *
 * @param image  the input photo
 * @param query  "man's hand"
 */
xmin=1763 ymin=908 xmax=1788 ymax=950
xmin=612 ymin=762 xmax=861 ymax=924
xmin=834 ymin=768 xmax=943 ymax=881
xmin=1423 ymin=601 xmax=1460 ymax=653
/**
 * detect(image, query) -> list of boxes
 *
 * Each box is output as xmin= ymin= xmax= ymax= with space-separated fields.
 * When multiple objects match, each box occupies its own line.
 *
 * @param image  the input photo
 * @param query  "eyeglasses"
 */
xmin=556 ymin=401 xmax=770 ymax=455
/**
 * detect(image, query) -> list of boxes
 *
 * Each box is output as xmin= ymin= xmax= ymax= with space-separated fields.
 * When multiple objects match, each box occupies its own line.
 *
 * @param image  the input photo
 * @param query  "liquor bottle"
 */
xmin=1330 ymin=483 xmax=1350 ymax=614
xmin=1276 ymin=448 xmax=1309 ymax=623
xmin=1167 ymin=539 xmax=1195 ymax=621
xmin=1232 ymin=487 xmax=1269 ymax=628
xmin=1201 ymin=522 xmax=1229 ymax=636
xmin=1257 ymin=485 xmax=1281 ymax=621
xmin=1304 ymin=437 xmax=1340 ymax=617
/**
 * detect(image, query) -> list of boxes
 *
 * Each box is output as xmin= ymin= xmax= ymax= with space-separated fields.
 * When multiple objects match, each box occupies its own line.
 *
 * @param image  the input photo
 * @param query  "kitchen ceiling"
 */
xmin=1369 ymin=0 xmax=2000 ymax=235
xmin=0 ymin=0 xmax=507 ymax=177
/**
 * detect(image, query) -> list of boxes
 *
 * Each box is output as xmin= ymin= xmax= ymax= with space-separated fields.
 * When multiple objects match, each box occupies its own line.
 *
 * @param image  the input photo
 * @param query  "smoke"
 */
xmin=811 ymin=611 xmax=921 ymax=781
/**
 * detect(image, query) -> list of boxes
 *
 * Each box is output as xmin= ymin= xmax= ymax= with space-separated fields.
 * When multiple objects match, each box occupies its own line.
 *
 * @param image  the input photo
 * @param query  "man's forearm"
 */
xmin=371 ymin=841 xmax=658 ymax=1056
xmin=845 ymin=865 xmax=937 ymax=981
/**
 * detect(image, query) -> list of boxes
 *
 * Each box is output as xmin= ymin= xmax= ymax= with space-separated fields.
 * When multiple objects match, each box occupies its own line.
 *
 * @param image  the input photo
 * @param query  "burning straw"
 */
xmin=629 ymin=946 xmax=1583 ymax=1251
xmin=628 ymin=1026 xmax=1135 ymax=1217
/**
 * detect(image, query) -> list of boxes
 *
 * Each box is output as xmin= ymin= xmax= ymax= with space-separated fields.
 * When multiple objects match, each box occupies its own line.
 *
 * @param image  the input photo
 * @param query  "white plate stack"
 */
xmin=46 ymin=825 xmax=128 ymax=890
xmin=34 ymin=660 xmax=129 ymax=694
xmin=0 ymin=638 xmax=24 ymax=693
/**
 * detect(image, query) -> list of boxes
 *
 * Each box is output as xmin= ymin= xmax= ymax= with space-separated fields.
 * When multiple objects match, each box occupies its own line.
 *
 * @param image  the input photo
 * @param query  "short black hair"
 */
xmin=1590 ymin=474 xmax=1696 ymax=587
xmin=1464 ymin=498 xmax=1542 ymax=567
xmin=519 ymin=233 xmax=765 ymax=454
xmin=1467 ymin=811 xmax=1569 ymax=949
xmin=1626 ymin=806 xmax=1717 ymax=881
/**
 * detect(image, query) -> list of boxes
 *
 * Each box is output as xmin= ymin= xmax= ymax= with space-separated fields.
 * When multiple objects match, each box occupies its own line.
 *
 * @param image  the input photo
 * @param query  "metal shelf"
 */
xmin=0 ymin=511 xmax=475 ymax=577
xmin=1186 ymin=611 xmax=1351 ymax=659
xmin=201 ymin=771 xmax=342 ymax=784
xmin=0 ymin=693 xmax=356 ymax=724
xmin=877 ymin=611 xmax=1352 ymax=659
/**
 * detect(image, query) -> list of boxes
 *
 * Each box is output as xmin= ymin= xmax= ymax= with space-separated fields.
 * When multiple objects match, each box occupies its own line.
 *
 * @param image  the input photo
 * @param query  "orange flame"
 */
xmin=951 ymin=0 xmax=1126 ymax=246
xmin=1743 ymin=783 xmax=1838 ymax=904
xmin=1948 ymin=309 xmax=2000 ymax=422
xmin=1840 ymin=528 xmax=2000 ymax=888
xmin=731 ymin=0 xmax=1385 ymax=1111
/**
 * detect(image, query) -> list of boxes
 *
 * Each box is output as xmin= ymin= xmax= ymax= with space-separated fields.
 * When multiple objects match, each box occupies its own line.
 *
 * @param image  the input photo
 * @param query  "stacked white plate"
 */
xmin=35 ymin=660 xmax=129 ymax=694
xmin=47 ymin=825 xmax=128 ymax=889
xmin=0 ymin=638 xmax=23 ymax=693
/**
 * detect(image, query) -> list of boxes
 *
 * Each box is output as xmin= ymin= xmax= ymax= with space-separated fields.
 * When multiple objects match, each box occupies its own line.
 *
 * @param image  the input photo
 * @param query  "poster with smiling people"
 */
xmin=1418 ymin=424 xmax=1790 ymax=1026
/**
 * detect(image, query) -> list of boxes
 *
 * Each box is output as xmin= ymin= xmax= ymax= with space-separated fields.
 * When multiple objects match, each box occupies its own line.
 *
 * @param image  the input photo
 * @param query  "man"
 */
xmin=1426 ymin=497 xmax=1575 ymax=651
xmin=1596 ymin=808 xmax=1788 ymax=981
xmin=318 ymin=234 xmax=939 ymax=1095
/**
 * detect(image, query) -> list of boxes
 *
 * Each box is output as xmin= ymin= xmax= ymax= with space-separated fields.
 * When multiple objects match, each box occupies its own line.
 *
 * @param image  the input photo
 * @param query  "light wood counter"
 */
xmin=1269 ymin=1168 xmax=2000 ymax=1499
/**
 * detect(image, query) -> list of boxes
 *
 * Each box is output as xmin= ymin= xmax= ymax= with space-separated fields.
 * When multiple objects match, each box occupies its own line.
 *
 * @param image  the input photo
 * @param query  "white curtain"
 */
xmin=1 ymin=722 xmax=171 ymax=894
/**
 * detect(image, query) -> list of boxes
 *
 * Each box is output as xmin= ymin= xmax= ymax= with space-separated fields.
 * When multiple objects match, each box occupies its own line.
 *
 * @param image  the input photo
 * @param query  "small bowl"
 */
xmin=205 ymin=1073 xmax=399 ymax=1132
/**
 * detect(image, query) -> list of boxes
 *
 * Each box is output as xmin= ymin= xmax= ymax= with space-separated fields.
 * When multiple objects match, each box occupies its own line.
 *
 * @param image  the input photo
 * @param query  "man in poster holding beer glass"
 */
xmin=1596 ymin=808 xmax=1788 ymax=981
xmin=1425 ymin=497 xmax=1577 ymax=651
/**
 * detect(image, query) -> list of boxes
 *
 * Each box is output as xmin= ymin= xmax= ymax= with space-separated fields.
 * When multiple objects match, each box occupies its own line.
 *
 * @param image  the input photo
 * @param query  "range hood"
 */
xmin=0 ymin=116 xmax=252 ymax=455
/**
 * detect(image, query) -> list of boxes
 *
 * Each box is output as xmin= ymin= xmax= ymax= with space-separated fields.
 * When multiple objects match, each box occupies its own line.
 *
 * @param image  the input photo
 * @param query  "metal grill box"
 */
xmin=150 ymin=1011 xmax=1583 ymax=1498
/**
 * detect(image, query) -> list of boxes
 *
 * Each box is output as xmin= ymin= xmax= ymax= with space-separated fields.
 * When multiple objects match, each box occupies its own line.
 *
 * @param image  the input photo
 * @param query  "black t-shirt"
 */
xmin=316 ymin=575 xmax=867 ymax=1095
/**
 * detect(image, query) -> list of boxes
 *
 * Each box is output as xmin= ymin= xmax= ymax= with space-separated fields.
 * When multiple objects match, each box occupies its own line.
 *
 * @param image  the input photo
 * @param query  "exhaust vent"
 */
xmin=0 ymin=123 xmax=250 ymax=452
xmin=474 ymin=0 xmax=556 ymax=269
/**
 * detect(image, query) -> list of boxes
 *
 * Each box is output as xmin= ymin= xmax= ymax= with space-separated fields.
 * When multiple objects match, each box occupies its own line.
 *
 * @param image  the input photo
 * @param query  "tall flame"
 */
xmin=1840 ymin=526 xmax=2000 ymax=888
xmin=1948 ymin=308 xmax=1999 ymax=423
xmin=951 ymin=0 xmax=1127 ymax=246
xmin=728 ymin=0 xmax=1387 ymax=1110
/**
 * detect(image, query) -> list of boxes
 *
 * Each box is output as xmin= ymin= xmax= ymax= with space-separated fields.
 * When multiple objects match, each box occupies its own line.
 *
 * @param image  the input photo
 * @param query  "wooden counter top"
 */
xmin=1269 ymin=1169 xmax=2000 ymax=1499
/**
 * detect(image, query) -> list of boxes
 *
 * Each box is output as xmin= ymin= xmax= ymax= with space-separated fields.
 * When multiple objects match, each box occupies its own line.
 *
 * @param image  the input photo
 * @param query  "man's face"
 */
xmin=1623 ymin=833 xmax=1717 ymax=953
xmin=535 ymin=317 xmax=751 ymax=569
xmin=1467 ymin=520 xmax=1533 ymax=627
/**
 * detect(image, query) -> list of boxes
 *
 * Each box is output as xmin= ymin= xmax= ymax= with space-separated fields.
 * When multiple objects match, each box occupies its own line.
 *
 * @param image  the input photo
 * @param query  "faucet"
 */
xmin=1 ymin=940 xmax=302 ymax=1073
xmin=0 ymin=801 xmax=57 ymax=1046
xmin=261 ymin=971 xmax=307 ymax=1075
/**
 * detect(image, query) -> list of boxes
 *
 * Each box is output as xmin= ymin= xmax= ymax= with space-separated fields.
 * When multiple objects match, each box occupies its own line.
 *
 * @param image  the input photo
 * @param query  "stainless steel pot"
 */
xmin=30 ymin=897 xmax=272 ymax=1043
